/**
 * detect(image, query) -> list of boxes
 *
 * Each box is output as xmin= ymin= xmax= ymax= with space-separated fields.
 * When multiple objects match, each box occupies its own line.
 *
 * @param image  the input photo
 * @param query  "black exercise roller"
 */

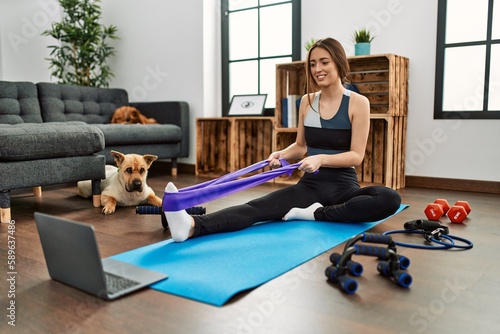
xmin=136 ymin=205 xmax=206 ymax=215
xmin=136 ymin=205 xmax=206 ymax=229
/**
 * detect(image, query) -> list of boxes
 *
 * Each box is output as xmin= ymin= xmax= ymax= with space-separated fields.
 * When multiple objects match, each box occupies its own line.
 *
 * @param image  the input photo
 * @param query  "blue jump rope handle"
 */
xmin=362 ymin=233 xmax=393 ymax=245
xmin=325 ymin=266 xmax=358 ymax=294
xmin=354 ymin=245 xmax=389 ymax=258
xmin=330 ymin=253 xmax=363 ymax=277
xmin=377 ymin=262 xmax=413 ymax=288
xmin=353 ymin=245 xmax=410 ymax=269
xmin=396 ymin=255 xmax=411 ymax=270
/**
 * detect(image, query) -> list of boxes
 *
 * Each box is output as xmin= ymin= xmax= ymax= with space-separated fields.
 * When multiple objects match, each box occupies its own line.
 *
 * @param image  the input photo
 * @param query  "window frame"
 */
xmin=434 ymin=0 xmax=500 ymax=119
xmin=221 ymin=0 xmax=301 ymax=116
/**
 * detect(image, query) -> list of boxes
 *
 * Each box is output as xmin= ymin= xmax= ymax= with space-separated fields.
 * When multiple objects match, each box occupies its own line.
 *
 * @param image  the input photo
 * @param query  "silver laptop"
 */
xmin=34 ymin=212 xmax=168 ymax=300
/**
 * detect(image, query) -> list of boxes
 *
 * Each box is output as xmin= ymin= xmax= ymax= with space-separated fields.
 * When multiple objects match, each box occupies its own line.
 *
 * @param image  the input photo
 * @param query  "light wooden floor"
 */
xmin=1 ymin=165 xmax=499 ymax=334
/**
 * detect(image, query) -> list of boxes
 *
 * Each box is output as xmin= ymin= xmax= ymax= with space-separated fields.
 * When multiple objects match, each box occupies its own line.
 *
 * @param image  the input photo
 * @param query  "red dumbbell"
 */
xmin=434 ymin=199 xmax=450 ymax=214
xmin=448 ymin=201 xmax=471 ymax=223
xmin=424 ymin=199 xmax=450 ymax=221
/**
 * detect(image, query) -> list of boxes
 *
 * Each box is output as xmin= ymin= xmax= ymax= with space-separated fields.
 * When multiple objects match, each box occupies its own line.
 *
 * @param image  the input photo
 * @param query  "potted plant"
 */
xmin=42 ymin=0 xmax=118 ymax=87
xmin=352 ymin=28 xmax=375 ymax=56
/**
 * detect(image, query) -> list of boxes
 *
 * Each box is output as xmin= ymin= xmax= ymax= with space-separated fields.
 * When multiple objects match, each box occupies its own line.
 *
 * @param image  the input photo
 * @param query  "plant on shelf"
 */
xmin=352 ymin=28 xmax=375 ymax=56
xmin=42 ymin=0 xmax=119 ymax=87
xmin=304 ymin=38 xmax=317 ymax=51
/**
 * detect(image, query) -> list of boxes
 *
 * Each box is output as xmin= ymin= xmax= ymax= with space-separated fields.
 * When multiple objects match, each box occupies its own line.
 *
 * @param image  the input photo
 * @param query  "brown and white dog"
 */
xmin=78 ymin=150 xmax=162 ymax=214
xmin=111 ymin=106 xmax=158 ymax=124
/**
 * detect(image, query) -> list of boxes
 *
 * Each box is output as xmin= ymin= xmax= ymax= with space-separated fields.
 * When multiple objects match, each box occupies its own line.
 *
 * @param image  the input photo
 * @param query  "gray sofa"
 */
xmin=0 ymin=80 xmax=189 ymax=223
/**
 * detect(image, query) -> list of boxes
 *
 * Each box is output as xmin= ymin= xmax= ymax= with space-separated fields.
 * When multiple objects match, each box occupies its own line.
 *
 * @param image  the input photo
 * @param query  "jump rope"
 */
xmin=383 ymin=219 xmax=473 ymax=250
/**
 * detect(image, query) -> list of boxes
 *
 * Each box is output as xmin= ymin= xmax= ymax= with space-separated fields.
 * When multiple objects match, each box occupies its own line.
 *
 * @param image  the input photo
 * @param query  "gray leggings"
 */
xmin=192 ymin=167 xmax=401 ymax=238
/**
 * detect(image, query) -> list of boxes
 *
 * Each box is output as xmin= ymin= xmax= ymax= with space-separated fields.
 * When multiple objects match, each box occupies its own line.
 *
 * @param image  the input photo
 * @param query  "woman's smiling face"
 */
xmin=308 ymin=47 xmax=340 ymax=87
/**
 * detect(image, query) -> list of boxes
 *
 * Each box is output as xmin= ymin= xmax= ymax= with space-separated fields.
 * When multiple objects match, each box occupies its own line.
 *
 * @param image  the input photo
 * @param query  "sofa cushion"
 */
xmin=94 ymin=124 xmax=182 ymax=145
xmin=0 ymin=81 xmax=43 ymax=124
xmin=36 ymin=82 xmax=129 ymax=124
xmin=0 ymin=122 xmax=105 ymax=161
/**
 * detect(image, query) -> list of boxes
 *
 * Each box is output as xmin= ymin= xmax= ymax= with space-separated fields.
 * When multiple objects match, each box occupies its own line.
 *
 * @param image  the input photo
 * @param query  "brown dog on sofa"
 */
xmin=111 ymin=106 xmax=158 ymax=124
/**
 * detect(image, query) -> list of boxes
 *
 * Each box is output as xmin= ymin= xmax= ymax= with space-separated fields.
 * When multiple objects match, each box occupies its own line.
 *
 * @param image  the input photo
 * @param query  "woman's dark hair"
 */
xmin=305 ymin=38 xmax=350 ymax=107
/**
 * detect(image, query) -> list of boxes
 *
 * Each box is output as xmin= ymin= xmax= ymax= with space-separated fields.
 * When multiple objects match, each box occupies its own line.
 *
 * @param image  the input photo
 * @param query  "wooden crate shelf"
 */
xmin=275 ymin=61 xmax=307 ymax=128
xmin=196 ymin=118 xmax=232 ymax=177
xmin=348 ymin=54 xmax=409 ymax=117
xmin=232 ymin=117 xmax=273 ymax=172
xmin=355 ymin=115 xmax=407 ymax=189
xmin=196 ymin=117 xmax=273 ymax=177
xmin=272 ymin=129 xmax=303 ymax=184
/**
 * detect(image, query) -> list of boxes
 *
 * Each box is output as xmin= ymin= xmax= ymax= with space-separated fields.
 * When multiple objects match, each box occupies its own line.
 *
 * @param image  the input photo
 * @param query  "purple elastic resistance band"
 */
xmin=162 ymin=159 xmax=307 ymax=212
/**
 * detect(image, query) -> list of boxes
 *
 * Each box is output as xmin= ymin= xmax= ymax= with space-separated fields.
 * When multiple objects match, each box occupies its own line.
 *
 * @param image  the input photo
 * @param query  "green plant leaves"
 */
xmin=41 ymin=0 xmax=118 ymax=87
xmin=352 ymin=28 xmax=375 ymax=43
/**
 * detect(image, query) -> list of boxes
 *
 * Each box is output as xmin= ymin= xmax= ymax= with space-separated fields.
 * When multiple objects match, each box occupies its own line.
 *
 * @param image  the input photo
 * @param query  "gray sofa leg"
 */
xmin=171 ymin=158 xmax=177 ymax=176
xmin=1 ymin=190 xmax=11 ymax=224
xmin=91 ymin=179 xmax=102 ymax=208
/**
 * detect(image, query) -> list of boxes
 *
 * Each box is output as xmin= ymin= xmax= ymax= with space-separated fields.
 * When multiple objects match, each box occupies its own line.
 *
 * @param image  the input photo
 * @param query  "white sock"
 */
xmin=283 ymin=202 xmax=323 ymax=221
xmin=164 ymin=182 xmax=193 ymax=242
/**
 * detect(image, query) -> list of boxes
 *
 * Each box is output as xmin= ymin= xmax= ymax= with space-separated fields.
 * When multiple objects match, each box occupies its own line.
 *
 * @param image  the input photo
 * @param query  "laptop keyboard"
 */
xmin=105 ymin=272 xmax=140 ymax=295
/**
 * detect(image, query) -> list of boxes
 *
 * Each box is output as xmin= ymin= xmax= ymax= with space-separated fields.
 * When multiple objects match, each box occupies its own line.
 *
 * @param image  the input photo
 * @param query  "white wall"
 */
xmin=1 ymin=0 xmax=499 ymax=182
xmin=0 ymin=0 xmax=58 ymax=82
xmin=203 ymin=0 xmax=222 ymax=118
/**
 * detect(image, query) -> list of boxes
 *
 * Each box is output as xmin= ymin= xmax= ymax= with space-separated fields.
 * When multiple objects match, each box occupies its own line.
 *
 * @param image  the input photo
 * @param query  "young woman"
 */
xmin=165 ymin=37 xmax=401 ymax=242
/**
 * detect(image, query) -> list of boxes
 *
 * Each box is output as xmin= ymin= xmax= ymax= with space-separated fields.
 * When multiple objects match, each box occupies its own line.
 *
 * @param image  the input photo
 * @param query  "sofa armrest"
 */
xmin=130 ymin=101 xmax=190 ymax=158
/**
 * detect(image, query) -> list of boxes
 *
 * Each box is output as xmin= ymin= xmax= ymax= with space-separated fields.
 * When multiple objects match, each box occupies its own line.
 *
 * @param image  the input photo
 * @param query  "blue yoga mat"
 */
xmin=113 ymin=204 xmax=408 ymax=306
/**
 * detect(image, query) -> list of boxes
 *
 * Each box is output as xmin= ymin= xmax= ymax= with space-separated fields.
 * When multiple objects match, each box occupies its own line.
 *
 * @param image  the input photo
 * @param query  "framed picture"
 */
xmin=228 ymin=94 xmax=267 ymax=116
